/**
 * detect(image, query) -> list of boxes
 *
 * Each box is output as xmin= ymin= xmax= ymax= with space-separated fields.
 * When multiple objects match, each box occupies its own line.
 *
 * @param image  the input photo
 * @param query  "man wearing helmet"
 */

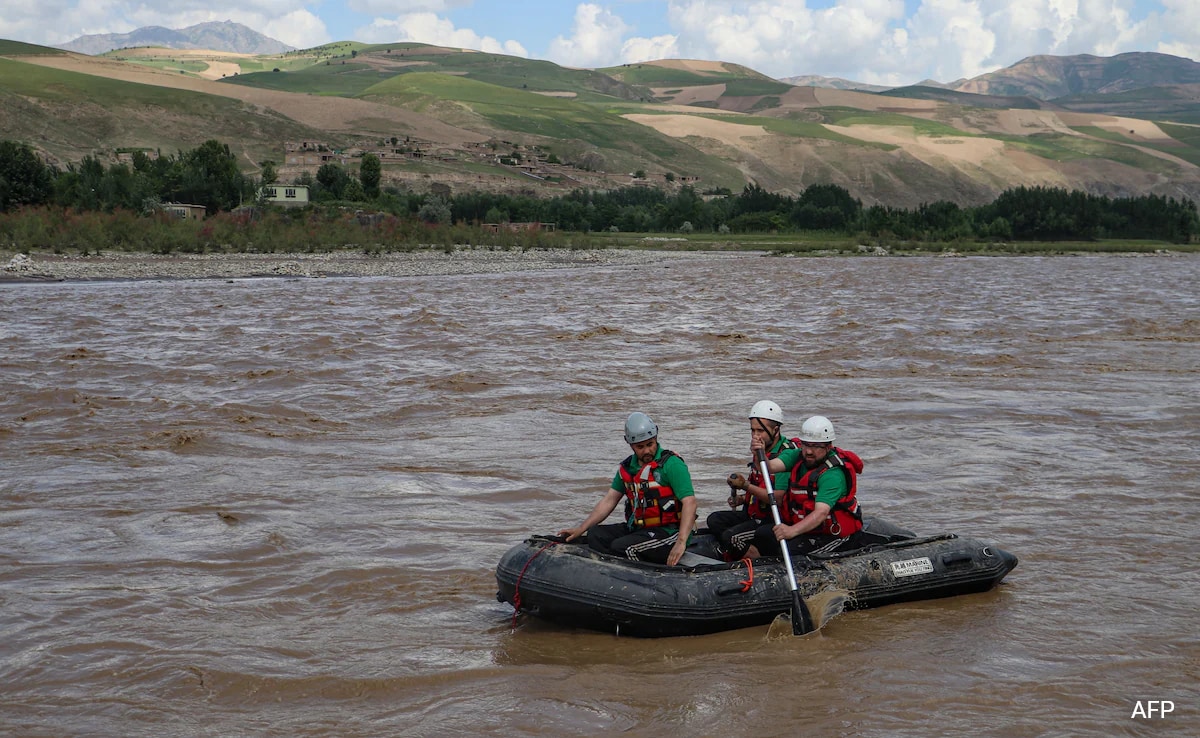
xmin=707 ymin=400 xmax=797 ymax=560
xmin=558 ymin=412 xmax=698 ymax=566
xmin=753 ymin=415 xmax=866 ymax=557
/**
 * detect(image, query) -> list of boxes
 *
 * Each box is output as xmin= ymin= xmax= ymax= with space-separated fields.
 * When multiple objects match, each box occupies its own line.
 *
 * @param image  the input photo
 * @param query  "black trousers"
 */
xmin=587 ymin=522 xmax=680 ymax=565
xmin=706 ymin=509 xmax=773 ymax=558
xmin=781 ymin=531 xmax=866 ymax=558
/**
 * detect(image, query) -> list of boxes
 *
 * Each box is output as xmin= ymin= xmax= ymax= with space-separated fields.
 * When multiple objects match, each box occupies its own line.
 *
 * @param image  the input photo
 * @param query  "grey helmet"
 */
xmin=623 ymin=412 xmax=659 ymax=444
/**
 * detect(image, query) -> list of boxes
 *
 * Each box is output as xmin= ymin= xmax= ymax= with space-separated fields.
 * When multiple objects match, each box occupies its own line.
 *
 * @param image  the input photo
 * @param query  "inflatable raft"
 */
xmin=495 ymin=519 xmax=1018 ymax=637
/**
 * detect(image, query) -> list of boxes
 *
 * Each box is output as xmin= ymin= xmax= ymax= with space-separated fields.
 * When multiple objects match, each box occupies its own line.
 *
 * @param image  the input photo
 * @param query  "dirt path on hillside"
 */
xmin=198 ymin=61 xmax=242 ymax=80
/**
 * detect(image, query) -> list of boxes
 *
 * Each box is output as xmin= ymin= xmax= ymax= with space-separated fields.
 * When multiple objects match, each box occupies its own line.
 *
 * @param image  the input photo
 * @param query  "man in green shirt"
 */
xmin=708 ymin=400 xmax=797 ymax=560
xmin=755 ymin=415 xmax=866 ymax=557
xmin=558 ymin=412 xmax=698 ymax=566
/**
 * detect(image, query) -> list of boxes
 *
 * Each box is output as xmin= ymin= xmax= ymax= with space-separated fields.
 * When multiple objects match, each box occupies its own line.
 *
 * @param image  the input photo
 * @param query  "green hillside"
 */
xmin=599 ymin=60 xmax=772 ymax=86
xmin=222 ymin=61 xmax=397 ymax=95
xmin=222 ymin=43 xmax=654 ymax=102
xmin=359 ymin=72 xmax=744 ymax=186
xmin=880 ymin=85 xmax=1045 ymax=110
xmin=4 ymin=38 xmax=1200 ymax=208
xmin=0 ymin=57 xmax=325 ymax=164
xmin=0 ymin=39 xmax=65 ymax=55
xmin=1053 ymin=86 xmax=1200 ymax=124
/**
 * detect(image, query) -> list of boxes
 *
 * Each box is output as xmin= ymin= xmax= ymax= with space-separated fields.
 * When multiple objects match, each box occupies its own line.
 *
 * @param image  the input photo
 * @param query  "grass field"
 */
xmin=0 ymin=40 xmax=66 ymax=55
xmin=220 ymin=44 xmax=652 ymax=102
xmin=111 ymin=58 xmax=210 ymax=76
xmin=4 ymin=37 xmax=1200 ymax=210
xmin=722 ymin=79 xmax=795 ymax=96
xmin=0 ymin=57 xmax=219 ymax=107
xmin=815 ymin=107 xmax=972 ymax=137
xmin=359 ymin=72 xmax=744 ymax=183
xmin=0 ymin=57 xmax=324 ymax=165
xmin=598 ymin=61 xmax=768 ymax=87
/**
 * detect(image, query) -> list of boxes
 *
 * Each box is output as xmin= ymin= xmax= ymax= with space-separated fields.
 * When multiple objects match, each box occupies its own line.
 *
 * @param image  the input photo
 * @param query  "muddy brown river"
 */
xmin=2 ymin=253 xmax=1197 ymax=736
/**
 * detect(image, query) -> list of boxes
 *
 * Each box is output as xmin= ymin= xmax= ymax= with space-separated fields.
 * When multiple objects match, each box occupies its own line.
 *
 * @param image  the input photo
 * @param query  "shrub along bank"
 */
xmin=2 ymin=138 xmax=1197 ymax=251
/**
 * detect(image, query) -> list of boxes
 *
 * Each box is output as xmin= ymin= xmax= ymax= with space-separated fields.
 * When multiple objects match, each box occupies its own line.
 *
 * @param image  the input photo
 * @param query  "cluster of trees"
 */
xmin=2 ymin=139 xmax=1197 ymax=243
xmin=1 ymin=140 xmax=250 ymax=215
xmin=452 ymin=183 xmax=1198 ymax=243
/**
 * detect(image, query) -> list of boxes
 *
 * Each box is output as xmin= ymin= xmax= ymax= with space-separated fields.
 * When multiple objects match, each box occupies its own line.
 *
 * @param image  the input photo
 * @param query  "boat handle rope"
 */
xmin=511 ymin=540 xmax=559 ymax=631
xmin=738 ymin=556 xmax=755 ymax=592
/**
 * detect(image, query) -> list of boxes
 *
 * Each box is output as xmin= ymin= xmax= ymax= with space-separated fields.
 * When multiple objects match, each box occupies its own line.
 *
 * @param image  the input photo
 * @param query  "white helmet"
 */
xmin=799 ymin=415 xmax=836 ymax=443
xmin=749 ymin=400 xmax=784 ymax=424
xmin=623 ymin=412 xmax=659 ymax=444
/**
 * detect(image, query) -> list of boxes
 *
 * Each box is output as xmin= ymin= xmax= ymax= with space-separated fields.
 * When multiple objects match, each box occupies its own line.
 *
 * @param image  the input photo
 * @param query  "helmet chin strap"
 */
xmin=751 ymin=418 xmax=780 ymax=447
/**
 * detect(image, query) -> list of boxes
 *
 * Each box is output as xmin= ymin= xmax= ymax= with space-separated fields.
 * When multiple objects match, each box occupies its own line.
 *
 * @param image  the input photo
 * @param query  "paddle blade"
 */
xmin=766 ymin=589 xmax=848 ymax=639
xmin=791 ymin=591 xmax=815 ymax=635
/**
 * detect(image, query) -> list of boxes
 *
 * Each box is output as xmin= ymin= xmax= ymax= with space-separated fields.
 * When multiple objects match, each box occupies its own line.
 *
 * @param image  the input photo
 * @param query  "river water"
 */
xmin=2 ymin=253 xmax=1197 ymax=737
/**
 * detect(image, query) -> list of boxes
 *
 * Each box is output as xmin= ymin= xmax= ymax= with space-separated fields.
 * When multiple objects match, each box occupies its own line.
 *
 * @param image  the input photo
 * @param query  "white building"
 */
xmin=258 ymin=184 xmax=310 ymax=207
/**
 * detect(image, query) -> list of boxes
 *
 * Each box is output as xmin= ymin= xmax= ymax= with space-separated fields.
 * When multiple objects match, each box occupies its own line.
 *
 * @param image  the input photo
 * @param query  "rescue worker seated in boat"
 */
xmin=707 ymin=400 xmax=796 ymax=561
xmin=557 ymin=411 xmax=698 ymax=566
xmin=753 ymin=415 xmax=867 ymax=558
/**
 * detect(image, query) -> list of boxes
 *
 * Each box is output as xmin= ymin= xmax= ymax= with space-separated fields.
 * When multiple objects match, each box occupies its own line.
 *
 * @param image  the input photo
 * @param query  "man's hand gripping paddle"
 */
xmin=755 ymin=447 xmax=815 ymax=635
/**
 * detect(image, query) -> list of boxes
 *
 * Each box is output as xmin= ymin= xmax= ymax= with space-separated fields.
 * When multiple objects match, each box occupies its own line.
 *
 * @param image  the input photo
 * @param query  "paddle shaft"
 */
xmin=755 ymin=448 xmax=815 ymax=634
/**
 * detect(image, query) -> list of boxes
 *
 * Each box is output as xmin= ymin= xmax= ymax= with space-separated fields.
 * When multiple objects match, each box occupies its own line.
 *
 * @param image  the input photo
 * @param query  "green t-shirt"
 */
xmin=776 ymin=448 xmax=850 ymax=508
xmin=610 ymin=447 xmax=695 ymax=532
xmin=761 ymin=436 xmax=795 ymax=493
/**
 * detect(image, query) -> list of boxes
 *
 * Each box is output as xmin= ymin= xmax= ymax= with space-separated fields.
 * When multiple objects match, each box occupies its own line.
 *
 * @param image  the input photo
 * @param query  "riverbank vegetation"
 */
xmin=2 ymin=138 xmax=1197 ymax=254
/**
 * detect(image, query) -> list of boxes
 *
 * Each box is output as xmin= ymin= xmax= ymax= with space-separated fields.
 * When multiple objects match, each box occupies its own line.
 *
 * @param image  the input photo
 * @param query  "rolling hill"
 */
xmin=3 ymin=39 xmax=1200 ymax=208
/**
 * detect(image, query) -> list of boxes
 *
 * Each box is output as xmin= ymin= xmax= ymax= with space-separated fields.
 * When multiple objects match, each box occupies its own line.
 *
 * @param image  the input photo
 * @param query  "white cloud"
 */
xmin=620 ymin=34 xmax=681 ymax=65
xmin=652 ymin=0 xmax=910 ymax=82
xmin=348 ymin=0 xmax=473 ymax=14
xmin=262 ymin=11 xmax=330 ymax=49
xmin=546 ymin=3 xmax=631 ymax=68
xmin=5 ymin=1 xmax=1196 ymax=86
xmin=905 ymin=0 xmax=996 ymax=81
xmin=608 ymin=0 xmax=1192 ymax=86
xmin=356 ymin=12 xmax=528 ymax=56
xmin=1151 ymin=0 xmax=1200 ymax=61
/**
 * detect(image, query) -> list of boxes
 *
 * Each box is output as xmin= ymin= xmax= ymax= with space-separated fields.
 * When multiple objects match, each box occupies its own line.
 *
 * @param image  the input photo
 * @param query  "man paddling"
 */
xmin=558 ymin=412 xmax=698 ymax=566
xmin=755 ymin=415 xmax=867 ymax=557
xmin=707 ymin=400 xmax=797 ymax=560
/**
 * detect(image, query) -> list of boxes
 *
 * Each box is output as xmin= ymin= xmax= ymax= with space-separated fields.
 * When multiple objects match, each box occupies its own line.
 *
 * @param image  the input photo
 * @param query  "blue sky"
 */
xmin=4 ymin=1 xmax=1197 ymax=85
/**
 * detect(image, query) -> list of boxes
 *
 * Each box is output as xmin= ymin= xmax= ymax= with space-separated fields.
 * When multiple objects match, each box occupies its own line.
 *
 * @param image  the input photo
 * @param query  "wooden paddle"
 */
xmin=755 ymin=447 xmax=815 ymax=635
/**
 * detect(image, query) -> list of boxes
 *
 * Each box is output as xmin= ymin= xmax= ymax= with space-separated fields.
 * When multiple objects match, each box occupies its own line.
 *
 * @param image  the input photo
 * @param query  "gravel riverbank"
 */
xmin=1 ymin=248 xmax=752 ymax=282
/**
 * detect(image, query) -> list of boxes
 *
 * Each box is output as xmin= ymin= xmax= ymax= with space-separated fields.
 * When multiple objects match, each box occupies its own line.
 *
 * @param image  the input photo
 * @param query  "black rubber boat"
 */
xmin=495 ymin=519 xmax=1018 ymax=637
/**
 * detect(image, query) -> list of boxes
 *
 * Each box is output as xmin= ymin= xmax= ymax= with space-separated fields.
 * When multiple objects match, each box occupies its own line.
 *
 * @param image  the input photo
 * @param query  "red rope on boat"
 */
xmin=739 ymin=556 xmax=755 ymax=592
xmin=511 ymin=540 xmax=558 ymax=631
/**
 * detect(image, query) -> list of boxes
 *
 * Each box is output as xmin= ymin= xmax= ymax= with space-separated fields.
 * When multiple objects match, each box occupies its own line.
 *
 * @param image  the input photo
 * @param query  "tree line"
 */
xmin=2 ymin=139 xmax=1196 ymax=244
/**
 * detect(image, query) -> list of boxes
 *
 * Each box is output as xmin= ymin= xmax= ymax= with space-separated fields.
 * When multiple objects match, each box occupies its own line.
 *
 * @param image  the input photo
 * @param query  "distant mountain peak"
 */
xmin=953 ymin=51 xmax=1200 ymax=99
xmin=777 ymin=74 xmax=892 ymax=92
xmin=56 ymin=20 xmax=294 ymax=56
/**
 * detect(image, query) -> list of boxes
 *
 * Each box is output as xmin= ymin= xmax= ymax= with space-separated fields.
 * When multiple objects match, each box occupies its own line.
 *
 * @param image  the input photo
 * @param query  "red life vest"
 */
xmin=784 ymin=447 xmax=864 ymax=536
xmin=618 ymin=449 xmax=683 ymax=530
xmin=745 ymin=437 xmax=798 ymax=521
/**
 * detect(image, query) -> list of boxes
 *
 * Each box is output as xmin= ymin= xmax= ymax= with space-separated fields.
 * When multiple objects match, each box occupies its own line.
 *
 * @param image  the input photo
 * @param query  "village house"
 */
xmin=283 ymin=141 xmax=349 ymax=167
xmin=258 ymin=184 xmax=309 ymax=207
xmin=257 ymin=184 xmax=310 ymax=207
xmin=116 ymin=149 xmax=158 ymax=165
xmin=163 ymin=203 xmax=206 ymax=220
xmin=481 ymin=222 xmax=557 ymax=233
